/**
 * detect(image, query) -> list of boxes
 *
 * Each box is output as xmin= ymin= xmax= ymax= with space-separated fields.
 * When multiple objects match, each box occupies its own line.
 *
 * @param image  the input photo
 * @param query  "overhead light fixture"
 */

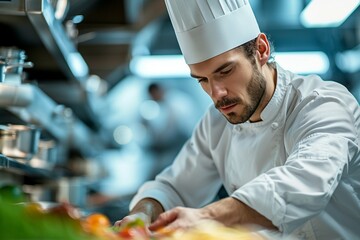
xmin=300 ymin=0 xmax=360 ymax=28
xmin=130 ymin=51 xmax=330 ymax=78
xmin=130 ymin=55 xmax=190 ymax=78
xmin=275 ymin=51 xmax=330 ymax=75
xmin=335 ymin=44 xmax=360 ymax=73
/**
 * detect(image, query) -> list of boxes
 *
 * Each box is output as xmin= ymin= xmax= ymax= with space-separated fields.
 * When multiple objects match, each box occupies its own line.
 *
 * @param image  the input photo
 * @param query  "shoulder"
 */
xmin=287 ymin=74 xmax=358 ymax=118
xmin=289 ymin=74 xmax=352 ymax=101
xmin=284 ymin=74 xmax=360 ymax=147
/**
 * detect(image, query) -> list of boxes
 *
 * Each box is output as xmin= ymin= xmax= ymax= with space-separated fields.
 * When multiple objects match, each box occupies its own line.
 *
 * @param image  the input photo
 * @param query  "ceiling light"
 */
xmin=113 ymin=125 xmax=133 ymax=145
xmin=130 ymin=55 xmax=190 ymax=78
xmin=300 ymin=0 xmax=360 ymax=28
xmin=274 ymin=51 xmax=330 ymax=75
xmin=335 ymin=45 xmax=360 ymax=73
xmin=130 ymin=51 xmax=330 ymax=78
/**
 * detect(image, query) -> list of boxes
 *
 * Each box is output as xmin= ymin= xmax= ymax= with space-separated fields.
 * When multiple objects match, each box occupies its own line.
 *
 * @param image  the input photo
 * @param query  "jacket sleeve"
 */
xmin=231 ymin=90 xmax=360 ymax=233
xmin=130 ymin=107 xmax=223 ymax=211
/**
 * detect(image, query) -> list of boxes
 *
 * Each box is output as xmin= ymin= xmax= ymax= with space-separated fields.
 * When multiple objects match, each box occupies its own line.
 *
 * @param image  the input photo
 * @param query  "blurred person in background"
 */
xmin=115 ymin=0 xmax=360 ymax=239
xmin=139 ymin=82 xmax=196 ymax=176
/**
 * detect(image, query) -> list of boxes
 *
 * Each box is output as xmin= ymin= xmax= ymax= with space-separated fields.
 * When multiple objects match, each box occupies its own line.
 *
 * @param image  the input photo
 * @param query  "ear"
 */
xmin=256 ymin=33 xmax=271 ymax=66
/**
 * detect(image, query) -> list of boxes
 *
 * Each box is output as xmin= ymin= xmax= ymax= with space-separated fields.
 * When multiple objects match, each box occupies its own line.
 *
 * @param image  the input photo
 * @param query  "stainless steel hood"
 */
xmin=0 ymin=0 xmax=168 ymax=149
xmin=0 ymin=0 xmax=114 ymax=159
xmin=0 ymin=0 xmax=89 ymax=86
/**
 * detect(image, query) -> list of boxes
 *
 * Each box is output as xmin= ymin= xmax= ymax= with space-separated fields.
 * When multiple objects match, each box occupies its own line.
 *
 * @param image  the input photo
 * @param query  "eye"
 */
xmin=220 ymin=67 xmax=232 ymax=75
xmin=197 ymin=78 xmax=207 ymax=84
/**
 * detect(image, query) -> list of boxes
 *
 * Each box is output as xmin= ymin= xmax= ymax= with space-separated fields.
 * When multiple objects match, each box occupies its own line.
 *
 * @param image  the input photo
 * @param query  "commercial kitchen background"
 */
xmin=0 ymin=0 xmax=359 ymax=222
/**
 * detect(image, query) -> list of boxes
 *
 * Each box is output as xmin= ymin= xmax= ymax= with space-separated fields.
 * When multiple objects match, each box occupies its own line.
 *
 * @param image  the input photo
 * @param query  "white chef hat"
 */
xmin=164 ymin=0 xmax=260 ymax=64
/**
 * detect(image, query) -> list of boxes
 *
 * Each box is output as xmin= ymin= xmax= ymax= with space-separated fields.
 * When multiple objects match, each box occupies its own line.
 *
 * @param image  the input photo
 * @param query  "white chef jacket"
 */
xmin=130 ymin=65 xmax=360 ymax=239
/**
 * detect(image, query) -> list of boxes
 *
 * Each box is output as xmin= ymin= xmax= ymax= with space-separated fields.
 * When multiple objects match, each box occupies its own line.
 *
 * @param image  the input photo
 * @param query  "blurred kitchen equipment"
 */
xmin=0 ymin=47 xmax=34 ymax=83
xmin=0 ymin=60 xmax=34 ymax=83
xmin=29 ymin=139 xmax=58 ymax=170
xmin=0 ymin=125 xmax=16 ymax=151
xmin=0 ymin=124 xmax=41 ymax=162
xmin=49 ymin=0 xmax=70 ymax=21
xmin=56 ymin=177 xmax=87 ymax=207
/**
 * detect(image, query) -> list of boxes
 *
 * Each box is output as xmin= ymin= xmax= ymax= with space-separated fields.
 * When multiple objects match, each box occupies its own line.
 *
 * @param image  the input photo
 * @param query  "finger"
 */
xmin=151 ymin=226 xmax=177 ymax=238
xmin=113 ymin=214 xmax=141 ymax=227
xmin=149 ymin=214 xmax=167 ymax=230
xmin=165 ymin=220 xmax=183 ymax=231
xmin=114 ymin=220 xmax=122 ymax=226
xmin=149 ymin=210 xmax=178 ymax=230
xmin=134 ymin=212 xmax=151 ymax=225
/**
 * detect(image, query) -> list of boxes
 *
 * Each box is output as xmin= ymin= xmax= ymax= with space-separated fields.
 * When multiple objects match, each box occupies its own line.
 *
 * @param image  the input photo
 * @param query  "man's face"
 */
xmin=190 ymin=48 xmax=266 ymax=124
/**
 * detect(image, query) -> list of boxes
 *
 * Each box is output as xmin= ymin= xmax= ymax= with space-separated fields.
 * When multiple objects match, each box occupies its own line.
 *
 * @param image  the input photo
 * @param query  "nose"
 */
xmin=209 ymin=80 xmax=227 ymax=100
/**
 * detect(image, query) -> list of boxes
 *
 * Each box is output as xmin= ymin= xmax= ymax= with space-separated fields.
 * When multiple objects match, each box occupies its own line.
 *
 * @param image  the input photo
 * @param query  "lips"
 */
xmin=219 ymin=103 xmax=237 ymax=114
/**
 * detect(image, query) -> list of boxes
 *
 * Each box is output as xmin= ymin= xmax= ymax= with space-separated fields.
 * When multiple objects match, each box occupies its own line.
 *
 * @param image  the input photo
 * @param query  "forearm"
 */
xmin=202 ymin=197 xmax=277 ymax=230
xmin=130 ymin=198 xmax=165 ymax=222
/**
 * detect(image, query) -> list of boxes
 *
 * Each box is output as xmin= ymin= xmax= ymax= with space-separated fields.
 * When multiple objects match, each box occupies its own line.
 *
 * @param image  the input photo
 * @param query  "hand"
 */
xmin=149 ymin=197 xmax=276 ymax=233
xmin=149 ymin=206 xmax=208 ymax=232
xmin=114 ymin=212 xmax=150 ymax=227
xmin=113 ymin=212 xmax=152 ymax=238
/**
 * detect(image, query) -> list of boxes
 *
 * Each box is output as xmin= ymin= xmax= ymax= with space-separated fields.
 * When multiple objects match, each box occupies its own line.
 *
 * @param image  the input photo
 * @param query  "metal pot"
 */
xmin=0 ymin=47 xmax=27 ymax=75
xmin=0 ymin=61 xmax=34 ymax=82
xmin=0 ymin=124 xmax=41 ymax=161
xmin=0 ymin=47 xmax=34 ymax=83
xmin=0 ymin=125 xmax=16 ymax=151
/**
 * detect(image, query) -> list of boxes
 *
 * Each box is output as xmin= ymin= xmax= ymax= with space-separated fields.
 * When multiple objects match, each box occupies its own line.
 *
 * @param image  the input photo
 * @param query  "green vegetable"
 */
xmin=0 ymin=185 xmax=25 ymax=203
xmin=0 ymin=198 xmax=96 ymax=240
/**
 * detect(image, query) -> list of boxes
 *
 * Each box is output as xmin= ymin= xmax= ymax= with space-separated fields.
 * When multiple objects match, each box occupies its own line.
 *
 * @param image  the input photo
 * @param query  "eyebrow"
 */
xmin=190 ymin=62 xmax=234 ymax=79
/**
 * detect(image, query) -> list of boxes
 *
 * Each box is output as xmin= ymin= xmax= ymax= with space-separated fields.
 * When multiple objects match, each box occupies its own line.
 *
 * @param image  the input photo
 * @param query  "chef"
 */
xmin=116 ymin=0 xmax=360 ymax=238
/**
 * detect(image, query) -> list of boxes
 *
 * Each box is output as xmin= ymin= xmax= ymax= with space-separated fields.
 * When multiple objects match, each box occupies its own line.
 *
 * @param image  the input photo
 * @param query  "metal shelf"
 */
xmin=0 ymin=0 xmax=89 ymax=86
xmin=0 ymin=82 xmax=106 ymax=156
xmin=0 ymin=0 xmax=112 ymax=145
xmin=0 ymin=154 xmax=56 ymax=179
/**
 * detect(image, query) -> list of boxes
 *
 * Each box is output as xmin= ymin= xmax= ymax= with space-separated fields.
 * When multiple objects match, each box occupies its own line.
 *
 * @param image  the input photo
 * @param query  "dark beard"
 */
xmin=216 ymin=67 xmax=266 ymax=124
